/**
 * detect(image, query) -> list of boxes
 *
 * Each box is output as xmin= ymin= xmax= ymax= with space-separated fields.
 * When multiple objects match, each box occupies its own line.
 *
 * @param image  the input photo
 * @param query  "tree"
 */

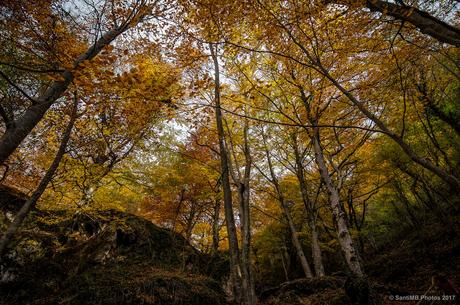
xmin=0 ymin=93 xmax=78 ymax=257
xmin=0 ymin=0 xmax=155 ymax=164
xmin=210 ymin=43 xmax=245 ymax=304
xmin=291 ymin=131 xmax=325 ymax=277
xmin=259 ymin=127 xmax=314 ymax=279
xmin=212 ymin=0 xmax=460 ymax=189
xmin=326 ymin=0 xmax=460 ymax=46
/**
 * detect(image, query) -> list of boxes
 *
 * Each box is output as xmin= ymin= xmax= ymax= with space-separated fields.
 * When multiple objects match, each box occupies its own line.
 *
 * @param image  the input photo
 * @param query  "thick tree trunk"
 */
xmin=365 ymin=0 xmax=460 ymax=47
xmin=327 ymin=0 xmax=460 ymax=46
xmin=0 ymin=97 xmax=78 ymax=258
xmin=0 ymin=15 xmax=144 ymax=165
xmin=263 ymin=134 xmax=313 ymax=279
xmin=292 ymin=132 xmax=325 ymax=277
xmin=210 ymin=43 xmax=243 ymax=304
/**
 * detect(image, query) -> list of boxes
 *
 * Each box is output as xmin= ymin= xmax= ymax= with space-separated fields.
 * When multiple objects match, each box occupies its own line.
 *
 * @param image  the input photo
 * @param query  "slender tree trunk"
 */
xmin=238 ymin=183 xmax=252 ymax=305
xmin=210 ymin=43 xmax=243 ymax=304
xmin=281 ymin=197 xmax=313 ymax=279
xmin=224 ymin=103 xmax=255 ymax=304
xmin=282 ymin=244 xmax=291 ymax=279
xmin=185 ymin=202 xmax=196 ymax=242
xmin=309 ymin=219 xmax=324 ymax=275
xmin=311 ymin=127 xmax=364 ymax=277
xmin=263 ymin=132 xmax=313 ymax=279
xmin=280 ymin=251 xmax=290 ymax=281
xmin=212 ymin=197 xmax=221 ymax=254
xmin=394 ymin=181 xmax=420 ymax=228
xmin=239 ymin=117 xmax=256 ymax=305
xmin=297 ymin=85 xmax=363 ymax=276
xmin=292 ymin=132 xmax=325 ymax=277
xmin=318 ymin=67 xmax=460 ymax=190
xmin=0 ymin=12 xmax=146 ymax=165
xmin=0 ymin=97 xmax=78 ymax=258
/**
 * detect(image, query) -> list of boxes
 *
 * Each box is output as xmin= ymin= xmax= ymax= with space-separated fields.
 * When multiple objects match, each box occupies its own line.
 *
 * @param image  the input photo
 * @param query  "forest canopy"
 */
xmin=0 ymin=0 xmax=459 ymax=304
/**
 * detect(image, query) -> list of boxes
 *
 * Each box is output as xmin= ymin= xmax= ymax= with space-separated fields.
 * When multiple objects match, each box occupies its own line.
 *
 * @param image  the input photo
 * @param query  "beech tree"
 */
xmin=326 ymin=0 xmax=460 ymax=46
xmin=0 ymin=0 xmax=156 ymax=164
xmin=0 ymin=93 xmax=78 ymax=257
xmin=259 ymin=127 xmax=314 ymax=279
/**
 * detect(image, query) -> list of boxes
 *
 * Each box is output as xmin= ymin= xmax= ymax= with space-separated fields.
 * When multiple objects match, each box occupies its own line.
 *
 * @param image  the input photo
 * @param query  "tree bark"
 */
xmin=238 ymin=117 xmax=256 ymax=305
xmin=210 ymin=43 xmax=243 ymax=304
xmin=0 ymin=96 xmax=78 ymax=258
xmin=263 ymin=132 xmax=313 ymax=279
xmin=225 ymin=111 xmax=255 ymax=304
xmin=327 ymin=0 xmax=460 ymax=46
xmin=0 ymin=8 xmax=147 ymax=165
xmin=212 ymin=197 xmax=221 ymax=254
xmin=282 ymin=197 xmax=314 ymax=279
xmin=297 ymin=87 xmax=364 ymax=277
xmin=280 ymin=250 xmax=290 ymax=281
xmin=291 ymin=132 xmax=325 ymax=277
xmin=311 ymin=127 xmax=364 ymax=277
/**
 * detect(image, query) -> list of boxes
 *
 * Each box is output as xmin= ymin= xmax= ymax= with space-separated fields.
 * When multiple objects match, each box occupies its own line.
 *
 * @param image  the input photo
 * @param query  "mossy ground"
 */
xmin=257 ymin=217 xmax=460 ymax=305
xmin=0 ymin=209 xmax=228 ymax=305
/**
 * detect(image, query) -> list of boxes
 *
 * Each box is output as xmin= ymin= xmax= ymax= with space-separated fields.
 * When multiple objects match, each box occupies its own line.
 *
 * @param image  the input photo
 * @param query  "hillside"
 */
xmin=0 ymin=207 xmax=228 ymax=305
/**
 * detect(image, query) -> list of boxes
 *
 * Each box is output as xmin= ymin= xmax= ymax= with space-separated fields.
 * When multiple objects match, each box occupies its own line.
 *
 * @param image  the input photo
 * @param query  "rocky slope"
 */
xmin=0 ymin=208 xmax=228 ymax=305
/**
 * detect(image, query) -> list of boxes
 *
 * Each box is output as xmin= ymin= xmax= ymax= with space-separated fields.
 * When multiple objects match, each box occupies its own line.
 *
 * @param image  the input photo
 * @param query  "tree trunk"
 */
xmin=297 ymin=84 xmax=363 ymax=276
xmin=319 ymin=67 xmax=460 ymax=191
xmin=327 ymin=0 xmax=460 ymax=46
xmin=0 ymin=13 xmax=146 ymax=165
xmin=210 ymin=43 xmax=243 ymax=304
xmin=281 ymin=198 xmax=314 ymax=278
xmin=311 ymin=127 xmax=364 ymax=277
xmin=280 ymin=251 xmax=290 ymax=281
xmin=365 ymin=0 xmax=460 ymax=47
xmin=238 ymin=117 xmax=256 ymax=305
xmin=0 ymin=96 xmax=78 ymax=258
xmin=185 ymin=202 xmax=197 ymax=242
xmin=212 ymin=197 xmax=221 ymax=254
xmin=309 ymin=219 xmax=325 ymax=276
xmin=292 ymin=132 xmax=325 ymax=277
xmin=263 ymin=132 xmax=313 ymax=279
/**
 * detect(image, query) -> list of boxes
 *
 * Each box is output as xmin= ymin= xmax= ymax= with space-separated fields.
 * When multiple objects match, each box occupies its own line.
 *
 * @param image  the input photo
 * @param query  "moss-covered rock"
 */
xmin=0 ymin=209 xmax=228 ymax=305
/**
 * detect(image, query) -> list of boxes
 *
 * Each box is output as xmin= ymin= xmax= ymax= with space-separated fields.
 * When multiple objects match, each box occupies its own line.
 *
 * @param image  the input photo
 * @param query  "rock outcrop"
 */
xmin=0 ymin=208 xmax=228 ymax=305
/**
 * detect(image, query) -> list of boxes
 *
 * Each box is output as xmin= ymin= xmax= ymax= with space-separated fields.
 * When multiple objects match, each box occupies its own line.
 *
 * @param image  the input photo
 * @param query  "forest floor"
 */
xmin=260 ymin=216 xmax=460 ymax=305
